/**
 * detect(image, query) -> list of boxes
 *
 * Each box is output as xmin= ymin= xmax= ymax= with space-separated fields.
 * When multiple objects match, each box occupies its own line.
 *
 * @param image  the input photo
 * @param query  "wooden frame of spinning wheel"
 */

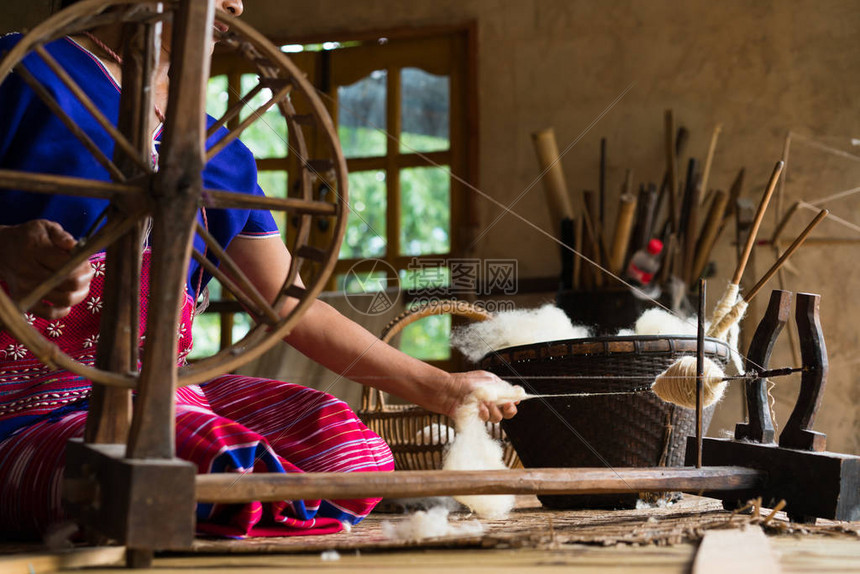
xmin=0 ymin=0 xmax=348 ymax=561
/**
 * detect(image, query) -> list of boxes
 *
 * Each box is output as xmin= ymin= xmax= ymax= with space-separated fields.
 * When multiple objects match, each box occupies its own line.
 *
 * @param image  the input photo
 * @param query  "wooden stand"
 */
xmin=685 ymin=290 xmax=860 ymax=523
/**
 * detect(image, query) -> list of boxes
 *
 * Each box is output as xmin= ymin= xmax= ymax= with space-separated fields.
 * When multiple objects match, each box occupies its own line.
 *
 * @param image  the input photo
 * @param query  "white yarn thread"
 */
xmin=651 ymin=356 xmax=728 ymax=409
xmin=709 ymin=283 xmax=740 ymax=328
xmin=708 ymin=299 xmax=748 ymax=341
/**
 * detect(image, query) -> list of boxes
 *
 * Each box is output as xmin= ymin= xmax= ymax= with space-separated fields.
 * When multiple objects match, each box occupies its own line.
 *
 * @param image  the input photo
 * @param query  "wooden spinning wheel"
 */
xmin=0 ymin=2 xmax=347 ymax=558
xmin=0 ymin=0 xmax=347 ymax=448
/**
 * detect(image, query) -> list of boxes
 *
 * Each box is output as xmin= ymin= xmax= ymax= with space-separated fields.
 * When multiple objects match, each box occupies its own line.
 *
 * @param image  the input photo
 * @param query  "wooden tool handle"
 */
xmin=732 ymin=161 xmax=784 ymax=285
xmin=664 ymin=110 xmax=679 ymax=232
xmin=532 ymin=128 xmax=575 ymax=226
xmin=608 ymin=193 xmax=638 ymax=275
xmin=744 ymin=209 xmax=828 ymax=303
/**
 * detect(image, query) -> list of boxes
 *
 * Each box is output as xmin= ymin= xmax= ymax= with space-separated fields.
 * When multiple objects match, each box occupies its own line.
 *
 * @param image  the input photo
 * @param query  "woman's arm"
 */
xmin=224 ymin=234 xmax=517 ymax=422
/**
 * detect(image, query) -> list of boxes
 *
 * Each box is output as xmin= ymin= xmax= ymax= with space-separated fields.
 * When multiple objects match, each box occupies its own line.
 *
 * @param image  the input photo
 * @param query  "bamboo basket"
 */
xmin=358 ymin=299 xmax=520 ymax=471
xmin=481 ymin=334 xmax=732 ymax=509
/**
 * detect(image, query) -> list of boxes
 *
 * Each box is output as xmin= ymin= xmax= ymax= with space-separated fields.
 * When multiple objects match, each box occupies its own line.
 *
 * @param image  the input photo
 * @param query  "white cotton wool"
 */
xmin=442 ymin=380 xmax=526 ymax=519
xmin=634 ymin=308 xmax=698 ymax=336
xmin=451 ymin=304 xmax=591 ymax=362
xmin=381 ymin=506 xmax=484 ymax=541
xmin=416 ymin=423 xmax=455 ymax=445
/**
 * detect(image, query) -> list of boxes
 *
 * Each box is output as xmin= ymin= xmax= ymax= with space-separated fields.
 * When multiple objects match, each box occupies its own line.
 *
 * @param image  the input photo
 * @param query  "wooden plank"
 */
xmin=195 ymin=466 xmax=764 ymax=503
xmin=0 ymin=546 xmax=125 ymax=574
xmin=693 ymin=528 xmax=781 ymax=574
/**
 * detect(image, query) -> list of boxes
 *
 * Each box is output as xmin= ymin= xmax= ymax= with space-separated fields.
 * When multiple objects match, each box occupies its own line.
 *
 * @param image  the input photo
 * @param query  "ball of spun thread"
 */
xmin=652 ymin=356 xmax=727 ymax=409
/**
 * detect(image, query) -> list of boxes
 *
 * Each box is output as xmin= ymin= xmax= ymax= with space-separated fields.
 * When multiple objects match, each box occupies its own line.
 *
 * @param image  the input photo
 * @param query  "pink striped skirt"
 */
xmin=0 ymin=376 xmax=394 ymax=539
xmin=0 ymin=251 xmax=394 ymax=539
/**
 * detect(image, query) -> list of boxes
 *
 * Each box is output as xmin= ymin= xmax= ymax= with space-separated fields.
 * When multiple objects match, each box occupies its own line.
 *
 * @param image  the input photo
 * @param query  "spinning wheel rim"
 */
xmin=0 ymin=0 xmax=348 ymax=388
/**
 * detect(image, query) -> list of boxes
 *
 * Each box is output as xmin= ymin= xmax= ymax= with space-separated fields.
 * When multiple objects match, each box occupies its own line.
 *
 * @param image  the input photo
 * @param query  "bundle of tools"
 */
xmin=533 ymin=110 xmax=756 ymax=306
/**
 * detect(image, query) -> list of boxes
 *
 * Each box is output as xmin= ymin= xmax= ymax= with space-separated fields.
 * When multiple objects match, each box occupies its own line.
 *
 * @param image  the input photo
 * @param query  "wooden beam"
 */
xmin=195 ymin=466 xmax=764 ymax=503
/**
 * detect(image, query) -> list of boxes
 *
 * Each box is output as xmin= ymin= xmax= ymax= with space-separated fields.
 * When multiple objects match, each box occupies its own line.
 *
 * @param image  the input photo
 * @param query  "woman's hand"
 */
xmin=444 ymin=370 xmax=521 ymax=423
xmin=0 ymin=220 xmax=93 ymax=319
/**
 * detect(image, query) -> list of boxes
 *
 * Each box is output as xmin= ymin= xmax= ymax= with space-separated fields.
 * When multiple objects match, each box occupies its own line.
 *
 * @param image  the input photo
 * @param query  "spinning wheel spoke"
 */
xmin=16 ymin=206 xmax=148 ymax=313
xmin=205 ymin=82 xmax=264 ymax=138
xmin=205 ymin=79 xmax=293 ymax=162
xmin=0 ymin=0 xmax=347 ymax=420
xmin=33 ymin=45 xmax=152 ymax=174
xmin=193 ymin=223 xmax=280 ymax=324
xmin=201 ymin=188 xmax=338 ymax=215
xmin=178 ymin=322 xmax=271 ymax=387
xmin=13 ymin=63 xmax=126 ymax=181
xmin=192 ymin=251 xmax=271 ymax=324
xmin=0 ymin=169 xmax=139 ymax=198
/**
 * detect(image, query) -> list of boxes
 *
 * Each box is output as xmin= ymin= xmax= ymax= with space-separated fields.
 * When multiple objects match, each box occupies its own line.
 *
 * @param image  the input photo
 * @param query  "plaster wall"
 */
xmin=254 ymin=0 xmax=860 ymax=454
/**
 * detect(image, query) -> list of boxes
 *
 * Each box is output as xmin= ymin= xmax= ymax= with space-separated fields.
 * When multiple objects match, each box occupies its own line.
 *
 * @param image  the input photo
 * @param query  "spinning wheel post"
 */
xmin=85 ymin=3 xmax=160 ymax=446
xmin=127 ymin=0 xmax=213 ymax=461
xmin=687 ymin=289 xmax=860 ymax=523
xmin=0 ymin=0 xmax=348 ymax=562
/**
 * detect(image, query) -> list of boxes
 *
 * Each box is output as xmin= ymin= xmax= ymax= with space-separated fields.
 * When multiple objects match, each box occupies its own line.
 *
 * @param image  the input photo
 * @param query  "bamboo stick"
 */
xmin=195 ymin=467 xmax=765 ymax=503
xmin=531 ymin=128 xmax=576 ymax=237
xmin=691 ymin=189 xmax=729 ymax=281
xmin=698 ymin=123 xmax=722 ymax=205
xmin=744 ymin=209 xmax=829 ymax=302
xmin=732 ymin=161 xmax=783 ymax=285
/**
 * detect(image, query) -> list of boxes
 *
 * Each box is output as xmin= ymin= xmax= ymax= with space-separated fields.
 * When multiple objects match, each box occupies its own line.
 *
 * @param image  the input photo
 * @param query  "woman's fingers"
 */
xmin=0 ymin=220 xmax=94 ymax=318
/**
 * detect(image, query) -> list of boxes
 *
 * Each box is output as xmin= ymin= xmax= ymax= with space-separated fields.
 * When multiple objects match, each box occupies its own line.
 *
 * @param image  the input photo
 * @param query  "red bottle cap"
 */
xmin=647 ymin=238 xmax=663 ymax=255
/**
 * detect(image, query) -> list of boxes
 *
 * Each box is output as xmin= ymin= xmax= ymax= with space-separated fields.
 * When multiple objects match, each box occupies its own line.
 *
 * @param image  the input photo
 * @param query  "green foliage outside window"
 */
xmin=194 ymin=75 xmax=454 ymax=362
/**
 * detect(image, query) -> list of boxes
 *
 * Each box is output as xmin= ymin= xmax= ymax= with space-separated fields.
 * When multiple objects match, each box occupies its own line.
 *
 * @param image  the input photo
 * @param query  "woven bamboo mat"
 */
xmin=187 ymin=495 xmax=860 ymax=555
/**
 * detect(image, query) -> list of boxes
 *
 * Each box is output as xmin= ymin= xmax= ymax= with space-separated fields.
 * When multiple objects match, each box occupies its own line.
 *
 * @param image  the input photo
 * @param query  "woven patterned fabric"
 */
xmin=0 ymin=253 xmax=393 ymax=539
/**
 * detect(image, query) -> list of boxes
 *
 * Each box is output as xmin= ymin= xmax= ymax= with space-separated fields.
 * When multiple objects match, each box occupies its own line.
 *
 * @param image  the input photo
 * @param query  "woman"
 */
xmin=0 ymin=0 xmax=518 ymax=538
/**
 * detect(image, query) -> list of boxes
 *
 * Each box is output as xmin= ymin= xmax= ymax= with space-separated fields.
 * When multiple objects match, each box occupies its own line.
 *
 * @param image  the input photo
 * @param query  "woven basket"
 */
xmin=358 ymin=299 xmax=520 ymax=471
xmin=480 ymin=335 xmax=732 ymax=509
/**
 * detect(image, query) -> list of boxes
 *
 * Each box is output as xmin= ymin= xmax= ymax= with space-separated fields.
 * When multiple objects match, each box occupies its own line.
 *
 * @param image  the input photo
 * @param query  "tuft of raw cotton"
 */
xmin=615 ymin=328 xmax=635 ymax=336
xmin=443 ymin=380 xmax=526 ymax=519
xmin=381 ymin=506 xmax=484 ymax=541
xmin=451 ymin=304 xmax=591 ymax=362
xmin=442 ymin=380 xmax=526 ymax=519
xmin=320 ymin=550 xmax=341 ymax=561
xmin=634 ymin=308 xmax=698 ymax=336
xmin=416 ymin=423 xmax=455 ymax=445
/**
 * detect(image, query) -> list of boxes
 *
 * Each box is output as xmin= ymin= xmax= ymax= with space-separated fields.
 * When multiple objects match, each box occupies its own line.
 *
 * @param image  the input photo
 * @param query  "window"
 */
xmin=195 ymin=29 xmax=477 ymax=367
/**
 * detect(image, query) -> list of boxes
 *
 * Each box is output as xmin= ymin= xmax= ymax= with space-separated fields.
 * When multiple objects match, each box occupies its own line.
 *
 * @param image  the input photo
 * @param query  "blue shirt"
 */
xmin=0 ymin=33 xmax=280 ymax=293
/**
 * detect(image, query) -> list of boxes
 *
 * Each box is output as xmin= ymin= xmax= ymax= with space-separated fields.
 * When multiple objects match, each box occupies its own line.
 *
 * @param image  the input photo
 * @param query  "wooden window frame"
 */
xmin=205 ymin=24 xmax=479 ymax=369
